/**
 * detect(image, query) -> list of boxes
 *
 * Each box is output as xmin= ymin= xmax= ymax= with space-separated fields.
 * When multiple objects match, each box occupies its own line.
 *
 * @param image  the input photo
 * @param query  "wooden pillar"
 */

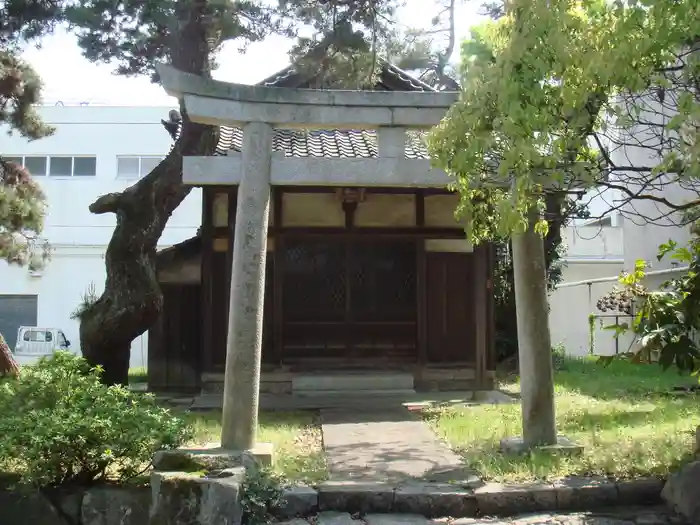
xmin=200 ymin=189 xmax=215 ymax=376
xmin=487 ymin=243 xmax=496 ymax=372
xmin=416 ymin=191 xmax=427 ymax=366
xmin=272 ymin=189 xmax=284 ymax=365
xmin=474 ymin=244 xmax=489 ymax=389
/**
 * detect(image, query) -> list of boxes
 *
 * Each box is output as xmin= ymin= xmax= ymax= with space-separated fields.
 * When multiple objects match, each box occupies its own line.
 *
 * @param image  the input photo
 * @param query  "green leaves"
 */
xmin=64 ymin=0 xmax=404 ymax=83
xmin=0 ymin=352 xmax=192 ymax=489
xmin=596 ymin=233 xmax=700 ymax=377
xmin=0 ymin=5 xmax=56 ymax=267
xmin=0 ymin=155 xmax=48 ymax=265
xmin=241 ymin=468 xmax=286 ymax=525
xmin=428 ymin=0 xmax=700 ymax=243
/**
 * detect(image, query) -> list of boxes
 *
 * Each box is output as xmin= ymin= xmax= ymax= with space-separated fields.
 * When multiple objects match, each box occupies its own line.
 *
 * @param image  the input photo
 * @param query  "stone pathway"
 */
xmin=277 ymin=507 xmax=688 ymax=525
xmin=320 ymin=407 xmax=476 ymax=482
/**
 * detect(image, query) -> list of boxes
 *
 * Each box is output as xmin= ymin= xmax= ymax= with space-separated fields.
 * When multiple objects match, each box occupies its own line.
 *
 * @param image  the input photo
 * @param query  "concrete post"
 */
xmin=511 ymin=205 xmax=557 ymax=447
xmin=221 ymin=121 xmax=273 ymax=451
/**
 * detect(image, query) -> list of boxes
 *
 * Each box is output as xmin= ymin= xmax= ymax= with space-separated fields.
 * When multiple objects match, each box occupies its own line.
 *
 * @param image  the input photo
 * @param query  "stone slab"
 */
xmin=393 ymin=482 xmax=478 ymax=517
xmin=318 ymin=481 xmax=395 ymax=514
xmin=364 ymin=513 xmax=437 ymax=525
xmin=315 ymin=511 xmax=365 ymax=525
xmin=474 ymin=482 xmax=557 ymax=516
xmin=616 ymin=477 xmax=664 ymax=505
xmin=190 ymin=390 xmax=510 ymax=411
xmin=276 ymin=485 xmax=319 ymax=518
xmin=293 ymin=373 xmax=414 ymax=392
xmin=500 ymin=436 xmax=584 ymax=456
xmin=149 ymin=470 xmax=243 ymax=525
xmin=81 ymin=485 xmax=150 ymax=525
xmin=296 ymin=389 xmax=417 ymax=397
xmin=553 ymin=477 xmax=619 ymax=510
xmin=320 ymin=407 xmax=466 ymax=482
xmin=0 ymin=485 xmax=69 ymax=525
xmin=153 ymin=442 xmax=273 ymax=472
xmin=271 ymin=507 xmax=689 ymax=525
xmin=662 ymin=459 xmax=700 ymax=523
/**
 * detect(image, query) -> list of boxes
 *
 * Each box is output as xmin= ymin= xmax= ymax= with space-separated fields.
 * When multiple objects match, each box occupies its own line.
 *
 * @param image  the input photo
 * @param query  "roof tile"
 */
xmin=214 ymin=128 xmax=429 ymax=159
xmin=213 ymin=61 xmax=433 ymax=160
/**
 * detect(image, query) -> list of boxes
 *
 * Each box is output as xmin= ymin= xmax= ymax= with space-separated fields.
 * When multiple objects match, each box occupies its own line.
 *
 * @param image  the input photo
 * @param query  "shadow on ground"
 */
xmin=319 ymin=407 xmax=481 ymax=485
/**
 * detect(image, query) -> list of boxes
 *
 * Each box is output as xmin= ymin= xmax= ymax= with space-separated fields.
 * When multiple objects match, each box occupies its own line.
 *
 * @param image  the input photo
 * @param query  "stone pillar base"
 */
xmin=153 ymin=442 xmax=275 ymax=473
xmin=500 ymin=436 xmax=583 ymax=455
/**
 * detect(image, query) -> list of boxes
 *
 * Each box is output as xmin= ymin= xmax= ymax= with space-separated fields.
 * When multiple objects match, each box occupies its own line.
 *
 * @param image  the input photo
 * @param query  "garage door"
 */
xmin=0 ymin=295 xmax=38 ymax=350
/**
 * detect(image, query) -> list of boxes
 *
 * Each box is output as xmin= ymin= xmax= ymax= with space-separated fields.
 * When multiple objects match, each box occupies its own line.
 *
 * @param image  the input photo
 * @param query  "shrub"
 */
xmin=551 ymin=343 xmax=569 ymax=371
xmin=0 ymin=351 xmax=193 ymax=489
xmin=241 ymin=468 xmax=286 ymax=525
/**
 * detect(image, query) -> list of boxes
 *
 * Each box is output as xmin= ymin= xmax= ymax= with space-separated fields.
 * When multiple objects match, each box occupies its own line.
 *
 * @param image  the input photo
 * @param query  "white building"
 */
xmin=0 ymin=105 xmax=203 ymax=367
xmin=2 ymin=101 xmax=692 ymax=366
xmin=548 ymin=88 xmax=695 ymax=356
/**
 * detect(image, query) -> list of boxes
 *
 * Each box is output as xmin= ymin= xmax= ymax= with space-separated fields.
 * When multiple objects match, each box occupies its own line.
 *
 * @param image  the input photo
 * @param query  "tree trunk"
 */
xmin=544 ymin=193 xmax=564 ymax=270
xmin=79 ymin=0 xmax=217 ymax=385
xmin=0 ymin=333 xmax=19 ymax=378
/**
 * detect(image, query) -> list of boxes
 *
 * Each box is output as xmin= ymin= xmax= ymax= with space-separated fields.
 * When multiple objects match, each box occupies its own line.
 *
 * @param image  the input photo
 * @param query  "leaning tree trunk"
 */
xmin=0 ymin=333 xmax=19 ymax=378
xmin=79 ymin=0 xmax=218 ymax=385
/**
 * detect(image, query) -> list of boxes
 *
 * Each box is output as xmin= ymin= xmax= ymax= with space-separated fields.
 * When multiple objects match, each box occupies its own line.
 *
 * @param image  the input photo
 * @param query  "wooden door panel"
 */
xmin=280 ymin=238 xmax=417 ymax=359
xmin=426 ymin=252 xmax=476 ymax=363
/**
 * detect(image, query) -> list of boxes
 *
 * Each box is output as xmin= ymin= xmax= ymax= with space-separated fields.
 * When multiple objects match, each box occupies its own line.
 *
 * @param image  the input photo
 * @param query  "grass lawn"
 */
xmin=425 ymin=356 xmax=699 ymax=483
xmin=128 ymin=367 xmax=148 ymax=384
xmin=185 ymin=410 xmax=328 ymax=484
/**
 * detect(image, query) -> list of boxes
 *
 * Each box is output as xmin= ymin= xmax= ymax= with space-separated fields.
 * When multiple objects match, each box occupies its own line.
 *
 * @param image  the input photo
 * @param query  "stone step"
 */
xmin=294 ymin=389 xmax=416 ymax=398
xmin=292 ymin=373 xmax=414 ymax=393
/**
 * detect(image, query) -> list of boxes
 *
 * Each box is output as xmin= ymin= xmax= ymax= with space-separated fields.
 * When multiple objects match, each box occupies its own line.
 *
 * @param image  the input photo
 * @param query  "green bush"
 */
xmin=241 ymin=468 xmax=286 ymax=525
xmin=0 ymin=351 xmax=193 ymax=489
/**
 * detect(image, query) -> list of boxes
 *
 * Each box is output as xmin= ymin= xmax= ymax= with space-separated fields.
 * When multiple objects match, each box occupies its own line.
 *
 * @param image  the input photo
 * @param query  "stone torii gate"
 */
xmin=156 ymin=64 xmax=577 ymax=458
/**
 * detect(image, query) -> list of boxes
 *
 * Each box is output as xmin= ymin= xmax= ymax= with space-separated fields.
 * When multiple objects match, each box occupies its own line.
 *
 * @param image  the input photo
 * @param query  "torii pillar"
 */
xmin=221 ymin=121 xmax=272 ymax=451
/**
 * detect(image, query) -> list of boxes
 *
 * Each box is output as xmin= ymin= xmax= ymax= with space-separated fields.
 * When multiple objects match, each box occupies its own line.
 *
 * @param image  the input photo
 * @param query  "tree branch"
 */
xmin=88 ymin=192 xmax=123 ymax=215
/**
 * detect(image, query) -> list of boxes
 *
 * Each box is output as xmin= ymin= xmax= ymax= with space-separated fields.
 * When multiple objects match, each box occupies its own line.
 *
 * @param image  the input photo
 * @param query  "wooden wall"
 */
xmin=425 ymin=251 xmax=477 ymax=363
xmin=149 ymin=186 xmax=498 ymax=391
xmin=147 ymin=284 xmax=202 ymax=392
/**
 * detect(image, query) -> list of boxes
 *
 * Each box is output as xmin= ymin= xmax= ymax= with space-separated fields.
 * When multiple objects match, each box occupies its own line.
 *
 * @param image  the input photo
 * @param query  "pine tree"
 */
xmin=0 ymin=0 xmax=63 ymax=373
xmin=63 ymin=0 xmax=406 ymax=384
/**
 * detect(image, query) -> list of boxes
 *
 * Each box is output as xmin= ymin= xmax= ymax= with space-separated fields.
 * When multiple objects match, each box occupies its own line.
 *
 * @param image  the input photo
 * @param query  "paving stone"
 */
xmin=475 ymin=482 xmax=557 ymax=516
xmin=318 ymin=481 xmax=395 ymax=514
xmin=315 ymin=511 xmax=365 ymax=525
xmin=451 ymin=519 xmax=504 ymax=525
xmin=553 ymin=477 xmax=618 ymax=511
xmin=393 ymin=482 xmax=477 ymax=518
xmin=276 ymin=506 xmax=689 ymax=525
xmin=364 ymin=513 xmax=431 ymax=525
xmin=502 ymin=514 xmax=571 ymax=525
xmin=276 ymin=485 xmax=318 ymax=518
xmin=321 ymin=407 xmax=464 ymax=482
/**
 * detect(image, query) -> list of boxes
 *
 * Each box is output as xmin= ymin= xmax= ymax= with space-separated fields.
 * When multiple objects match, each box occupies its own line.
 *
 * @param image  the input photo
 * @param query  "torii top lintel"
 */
xmin=156 ymin=64 xmax=459 ymax=130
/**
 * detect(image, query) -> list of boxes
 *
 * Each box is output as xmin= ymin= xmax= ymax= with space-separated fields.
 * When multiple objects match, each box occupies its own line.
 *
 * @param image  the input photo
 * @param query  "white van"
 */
xmin=13 ymin=327 xmax=73 ymax=366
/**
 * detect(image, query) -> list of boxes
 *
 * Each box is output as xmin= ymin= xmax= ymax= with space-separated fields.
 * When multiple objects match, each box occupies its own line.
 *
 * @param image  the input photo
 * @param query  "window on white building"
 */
xmin=116 ymin=156 xmax=165 ymax=179
xmin=4 ymin=155 xmax=97 ymax=177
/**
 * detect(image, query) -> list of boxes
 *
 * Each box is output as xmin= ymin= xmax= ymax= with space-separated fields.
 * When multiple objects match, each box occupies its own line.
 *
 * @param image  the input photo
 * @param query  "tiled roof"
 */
xmin=213 ymin=60 xmax=435 ymax=159
xmin=215 ymin=128 xmax=430 ymax=159
xmin=257 ymin=61 xmax=437 ymax=92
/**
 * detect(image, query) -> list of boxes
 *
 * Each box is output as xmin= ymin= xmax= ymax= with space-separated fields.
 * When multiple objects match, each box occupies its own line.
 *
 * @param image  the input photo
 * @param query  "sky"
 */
xmin=21 ymin=1 xmax=485 ymax=106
